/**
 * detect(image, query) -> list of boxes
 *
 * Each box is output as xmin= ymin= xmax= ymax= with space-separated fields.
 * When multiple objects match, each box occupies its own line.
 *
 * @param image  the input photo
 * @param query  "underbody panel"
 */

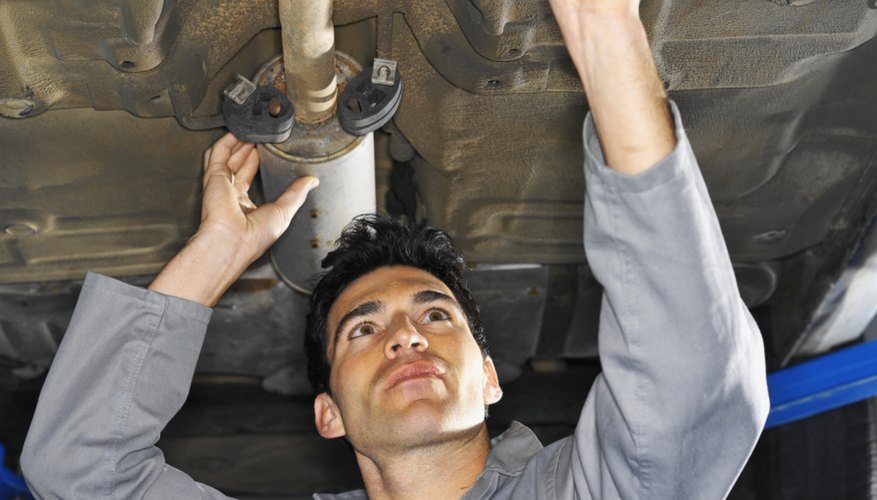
xmin=2 ymin=0 xmax=877 ymax=495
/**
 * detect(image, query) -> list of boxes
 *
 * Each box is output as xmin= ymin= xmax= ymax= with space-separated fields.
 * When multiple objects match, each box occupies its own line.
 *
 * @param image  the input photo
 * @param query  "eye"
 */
xmin=349 ymin=323 xmax=378 ymax=339
xmin=423 ymin=308 xmax=451 ymax=323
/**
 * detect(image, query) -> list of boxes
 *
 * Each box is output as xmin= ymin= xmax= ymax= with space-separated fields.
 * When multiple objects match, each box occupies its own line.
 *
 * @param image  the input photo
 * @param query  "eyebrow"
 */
xmin=413 ymin=289 xmax=457 ymax=306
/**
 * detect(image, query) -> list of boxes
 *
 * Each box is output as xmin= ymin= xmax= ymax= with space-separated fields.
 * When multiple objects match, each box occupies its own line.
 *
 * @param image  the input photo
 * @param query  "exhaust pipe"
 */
xmin=256 ymin=2 xmax=375 ymax=294
xmin=278 ymin=0 xmax=338 ymax=124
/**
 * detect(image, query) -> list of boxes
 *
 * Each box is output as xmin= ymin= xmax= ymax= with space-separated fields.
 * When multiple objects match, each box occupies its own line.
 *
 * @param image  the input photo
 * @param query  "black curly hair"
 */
xmin=305 ymin=214 xmax=488 ymax=395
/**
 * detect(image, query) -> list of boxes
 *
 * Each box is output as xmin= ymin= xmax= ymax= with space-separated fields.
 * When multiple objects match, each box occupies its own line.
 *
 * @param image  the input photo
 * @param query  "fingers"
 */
xmin=202 ymin=133 xmax=257 ymax=188
xmin=233 ymin=148 xmax=261 ymax=192
xmin=202 ymin=148 xmax=231 ymax=189
xmin=210 ymin=132 xmax=244 ymax=161
xmin=203 ymin=133 xmax=252 ymax=170
xmin=234 ymin=150 xmax=260 ymax=213
xmin=227 ymin=142 xmax=255 ymax=173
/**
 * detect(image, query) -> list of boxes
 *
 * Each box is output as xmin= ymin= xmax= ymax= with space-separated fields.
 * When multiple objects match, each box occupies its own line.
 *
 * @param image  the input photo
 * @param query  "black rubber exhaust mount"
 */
xmin=222 ymin=76 xmax=295 ymax=144
xmin=338 ymin=66 xmax=403 ymax=136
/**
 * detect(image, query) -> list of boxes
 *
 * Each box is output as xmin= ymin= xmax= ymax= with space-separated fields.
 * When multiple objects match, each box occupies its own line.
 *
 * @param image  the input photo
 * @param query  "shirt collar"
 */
xmin=312 ymin=422 xmax=543 ymax=499
xmin=313 ymin=489 xmax=367 ymax=500
xmin=481 ymin=421 xmax=544 ymax=476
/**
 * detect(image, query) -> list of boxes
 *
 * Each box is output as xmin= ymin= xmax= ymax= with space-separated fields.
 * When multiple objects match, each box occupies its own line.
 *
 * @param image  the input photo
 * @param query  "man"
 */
xmin=21 ymin=0 xmax=770 ymax=498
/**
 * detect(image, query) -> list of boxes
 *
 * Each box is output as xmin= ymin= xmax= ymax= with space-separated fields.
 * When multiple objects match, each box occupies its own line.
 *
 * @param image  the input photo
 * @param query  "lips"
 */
xmin=384 ymin=360 xmax=445 ymax=390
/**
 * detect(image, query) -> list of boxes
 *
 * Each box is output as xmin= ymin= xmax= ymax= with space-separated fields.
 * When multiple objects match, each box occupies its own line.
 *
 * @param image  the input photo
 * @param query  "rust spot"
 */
xmin=527 ymin=287 xmax=540 ymax=296
xmin=309 ymin=208 xmax=320 ymax=218
xmin=337 ymin=76 xmax=349 ymax=95
xmin=310 ymin=239 xmax=320 ymax=248
xmin=272 ymin=72 xmax=287 ymax=93
xmin=335 ymin=59 xmax=352 ymax=95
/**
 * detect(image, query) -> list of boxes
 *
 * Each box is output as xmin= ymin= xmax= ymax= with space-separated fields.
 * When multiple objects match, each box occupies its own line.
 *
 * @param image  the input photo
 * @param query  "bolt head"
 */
xmin=268 ymin=98 xmax=283 ymax=117
xmin=5 ymin=222 xmax=39 ymax=237
xmin=0 ymin=98 xmax=35 ymax=118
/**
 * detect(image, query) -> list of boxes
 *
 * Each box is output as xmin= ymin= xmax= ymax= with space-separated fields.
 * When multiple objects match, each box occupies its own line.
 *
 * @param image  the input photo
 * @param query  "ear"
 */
xmin=482 ymin=356 xmax=503 ymax=405
xmin=314 ymin=392 xmax=347 ymax=439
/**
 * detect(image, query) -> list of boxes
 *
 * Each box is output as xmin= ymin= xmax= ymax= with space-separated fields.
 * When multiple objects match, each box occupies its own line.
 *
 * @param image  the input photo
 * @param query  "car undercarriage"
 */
xmin=2 ymin=0 xmax=877 ymax=497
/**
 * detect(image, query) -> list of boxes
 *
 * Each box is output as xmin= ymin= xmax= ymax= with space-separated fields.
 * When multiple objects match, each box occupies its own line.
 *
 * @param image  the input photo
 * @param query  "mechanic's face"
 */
xmin=314 ymin=265 xmax=502 ymax=455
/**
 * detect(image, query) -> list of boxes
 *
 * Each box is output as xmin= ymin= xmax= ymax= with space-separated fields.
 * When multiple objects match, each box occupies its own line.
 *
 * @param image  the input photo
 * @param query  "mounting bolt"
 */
xmin=4 ymin=222 xmax=39 ymax=237
xmin=268 ymin=97 xmax=283 ymax=117
xmin=0 ymin=98 xmax=35 ymax=119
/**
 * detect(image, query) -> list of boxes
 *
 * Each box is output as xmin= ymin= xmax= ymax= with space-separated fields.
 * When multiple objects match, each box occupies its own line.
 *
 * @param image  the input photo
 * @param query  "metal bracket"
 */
xmin=371 ymin=58 xmax=398 ymax=87
xmin=223 ymin=74 xmax=257 ymax=105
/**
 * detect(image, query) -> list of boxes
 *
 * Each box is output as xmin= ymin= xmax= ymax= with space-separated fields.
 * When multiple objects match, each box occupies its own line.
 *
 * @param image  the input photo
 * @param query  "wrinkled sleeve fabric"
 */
xmin=457 ymin=103 xmax=770 ymax=500
xmin=520 ymin=103 xmax=769 ymax=500
xmin=20 ymin=272 xmax=232 ymax=499
xmin=565 ymin=101 xmax=770 ymax=499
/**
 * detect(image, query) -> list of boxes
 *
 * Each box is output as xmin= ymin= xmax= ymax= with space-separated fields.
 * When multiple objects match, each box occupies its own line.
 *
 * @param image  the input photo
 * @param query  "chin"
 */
xmin=391 ymin=400 xmax=486 ymax=444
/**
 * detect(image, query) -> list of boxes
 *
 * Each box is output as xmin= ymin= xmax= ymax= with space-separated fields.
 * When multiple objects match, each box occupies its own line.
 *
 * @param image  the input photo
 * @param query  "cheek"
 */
xmin=443 ymin=336 xmax=487 ymax=390
xmin=331 ymin=349 xmax=380 ymax=401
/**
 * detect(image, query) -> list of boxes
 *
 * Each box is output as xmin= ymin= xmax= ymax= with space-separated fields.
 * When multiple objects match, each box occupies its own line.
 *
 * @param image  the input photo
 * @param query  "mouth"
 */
xmin=384 ymin=360 xmax=446 ymax=391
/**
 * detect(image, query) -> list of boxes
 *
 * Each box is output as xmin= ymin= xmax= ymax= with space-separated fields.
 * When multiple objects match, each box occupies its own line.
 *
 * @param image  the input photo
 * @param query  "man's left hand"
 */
xmin=149 ymin=133 xmax=318 ymax=306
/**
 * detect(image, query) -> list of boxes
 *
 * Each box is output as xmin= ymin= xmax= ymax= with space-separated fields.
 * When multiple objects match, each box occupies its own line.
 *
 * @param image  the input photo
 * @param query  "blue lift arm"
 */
xmin=766 ymin=338 xmax=877 ymax=429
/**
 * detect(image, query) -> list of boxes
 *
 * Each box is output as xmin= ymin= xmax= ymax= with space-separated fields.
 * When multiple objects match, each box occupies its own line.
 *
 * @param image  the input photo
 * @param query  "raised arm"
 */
xmin=21 ymin=134 xmax=317 ymax=498
xmin=550 ymin=0 xmax=675 ymax=174
xmin=547 ymin=1 xmax=771 ymax=499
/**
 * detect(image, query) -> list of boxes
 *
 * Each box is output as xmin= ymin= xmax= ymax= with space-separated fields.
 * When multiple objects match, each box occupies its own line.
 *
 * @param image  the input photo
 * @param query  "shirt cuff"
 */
xmin=582 ymin=100 xmax=695 ymax=193
xmin=82 ymin=272 xmax=213 ymax=325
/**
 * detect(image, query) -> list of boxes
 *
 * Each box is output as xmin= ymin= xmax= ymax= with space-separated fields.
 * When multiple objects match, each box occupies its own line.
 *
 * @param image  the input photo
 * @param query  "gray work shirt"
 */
xmin=21 ymin=102 xmax=770 ymax=499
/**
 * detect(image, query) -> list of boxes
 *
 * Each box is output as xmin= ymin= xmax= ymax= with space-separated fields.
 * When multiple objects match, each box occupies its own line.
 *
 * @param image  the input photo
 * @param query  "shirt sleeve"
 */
xmin=20 ymin=272 xmax=234 ymax=499
xmin=566 ymin=101 xmax=771 ymax=499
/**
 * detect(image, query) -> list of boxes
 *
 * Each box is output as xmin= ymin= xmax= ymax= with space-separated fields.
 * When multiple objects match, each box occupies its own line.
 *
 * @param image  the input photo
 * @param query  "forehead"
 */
xmin=327 ymin=265 xmax=453 ymax=327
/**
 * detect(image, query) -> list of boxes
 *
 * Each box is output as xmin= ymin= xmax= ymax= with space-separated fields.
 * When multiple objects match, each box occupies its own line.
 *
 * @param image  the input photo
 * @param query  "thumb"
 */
xmin=251 ymin=176 xmax=320 ymax=239
xmin=276 ymin=176 xmax=320 ymax=216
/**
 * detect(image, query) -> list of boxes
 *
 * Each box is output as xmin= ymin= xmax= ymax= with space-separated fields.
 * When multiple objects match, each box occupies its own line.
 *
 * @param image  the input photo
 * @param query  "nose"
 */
xmin=384 ymin=315 xmax=429 ymax=359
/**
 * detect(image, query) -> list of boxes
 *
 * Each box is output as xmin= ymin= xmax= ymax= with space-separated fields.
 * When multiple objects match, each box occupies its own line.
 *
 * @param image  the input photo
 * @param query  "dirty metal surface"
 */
xmin=4 ymin=2 xmax=877 ymax=495
xmin=0 ymin=263 xmax=547 ymax=388
xmin=1 ymin=0 xmax=877 ymax=366
xmin=0 ymin=108 xmax=216 ymax=283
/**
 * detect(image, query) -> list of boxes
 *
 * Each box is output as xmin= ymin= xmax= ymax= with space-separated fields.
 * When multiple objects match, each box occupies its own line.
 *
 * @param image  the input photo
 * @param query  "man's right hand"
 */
xmin=548 ymin=0 xmax=675 ymax=175
xmin=149 ymin=133 xmax=318 ymax=306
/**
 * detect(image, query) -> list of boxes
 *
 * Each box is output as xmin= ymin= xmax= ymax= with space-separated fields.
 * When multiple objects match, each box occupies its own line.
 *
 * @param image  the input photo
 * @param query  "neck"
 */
xmin=355 ymin=423 xmax=492 ymax=500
